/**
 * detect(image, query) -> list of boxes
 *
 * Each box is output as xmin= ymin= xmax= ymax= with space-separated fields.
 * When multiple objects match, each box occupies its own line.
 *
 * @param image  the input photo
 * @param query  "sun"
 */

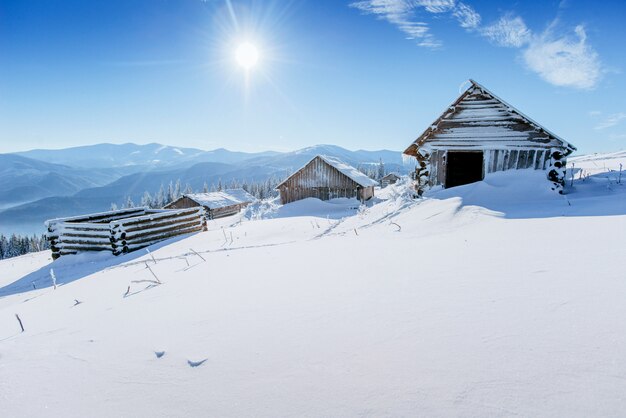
xmin=235 ymin=42 xmax=259 ymax=70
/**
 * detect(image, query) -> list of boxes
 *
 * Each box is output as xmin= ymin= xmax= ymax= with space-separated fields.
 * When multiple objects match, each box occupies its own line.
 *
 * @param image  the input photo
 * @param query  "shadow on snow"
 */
xmin=0 ymin=233 xmax=194 ymax=298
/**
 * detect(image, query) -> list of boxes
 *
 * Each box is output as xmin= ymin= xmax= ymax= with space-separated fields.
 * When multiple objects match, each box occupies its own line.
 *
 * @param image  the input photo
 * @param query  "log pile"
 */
xmin=46 ymin=207 xmax=206 ymax=259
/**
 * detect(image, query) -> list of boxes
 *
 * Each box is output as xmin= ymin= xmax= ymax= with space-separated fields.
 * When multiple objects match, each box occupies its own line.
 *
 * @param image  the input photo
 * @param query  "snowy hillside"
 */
xmin=0 ymin=154 xmax=625 ymax=417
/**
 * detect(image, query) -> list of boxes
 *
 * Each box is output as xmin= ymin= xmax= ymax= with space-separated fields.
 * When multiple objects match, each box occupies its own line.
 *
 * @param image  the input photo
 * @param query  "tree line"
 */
xmin=0 ymin=234 xmax=50 ymax=260
xmin=115 ymin=177 xmax=284 ymax=209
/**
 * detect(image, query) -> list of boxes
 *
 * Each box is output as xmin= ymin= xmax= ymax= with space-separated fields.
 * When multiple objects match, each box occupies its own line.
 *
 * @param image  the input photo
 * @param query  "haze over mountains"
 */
xmin=0 ymin=143 xmax=406 ymax=235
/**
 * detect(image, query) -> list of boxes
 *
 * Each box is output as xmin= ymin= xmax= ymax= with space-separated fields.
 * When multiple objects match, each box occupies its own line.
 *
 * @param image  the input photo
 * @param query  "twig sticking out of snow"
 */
xmin=131 ymin=279 xmax=161 ymax=285
xmin=31 ymin=282 xmax=36 ymax=290
xmin=144 ymin=262 xmax=162 ymax=284
xmin=50 ymin=269 xmax=57 ymax=290
xmin=124 ymin=286 xmax=131 ymax=297
xmin=73 ymin=299 xmax=83 ymax=306
xmin=146 ymin=249 xmax=157 ymax=264
xmin=190 ymin=248 xmax=206 ymax=262
xmin=15 ymin=314 xmax=24 ymax=332
xmin=390 ymin=221 xmax=402 ymax=232
xmin=354 ymin=228 xmax=359 ymax=236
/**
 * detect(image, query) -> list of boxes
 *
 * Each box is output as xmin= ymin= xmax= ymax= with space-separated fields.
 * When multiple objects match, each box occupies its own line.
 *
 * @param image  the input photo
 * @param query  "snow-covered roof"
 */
xmin=381 ymin=172 xmax=401 ymax=179
xmin=277 ymin=155 xmax=378 ymax=188
xmin=184 ymin=189 xmax=255 ymax=209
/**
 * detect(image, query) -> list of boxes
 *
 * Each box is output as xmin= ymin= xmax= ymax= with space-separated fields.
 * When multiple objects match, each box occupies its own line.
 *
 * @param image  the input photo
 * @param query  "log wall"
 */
xmin=46 ymin=207 xmax=206 ymax=259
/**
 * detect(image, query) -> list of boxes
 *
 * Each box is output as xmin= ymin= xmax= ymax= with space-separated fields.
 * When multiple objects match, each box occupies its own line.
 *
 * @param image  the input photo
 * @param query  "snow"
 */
xmin=318 ymin=155 xmax=379 ymax=187
xmin=1 ymin=153 xmax=625 ymax=417
xmin=185 ymin=189 xmax=256 ymax=209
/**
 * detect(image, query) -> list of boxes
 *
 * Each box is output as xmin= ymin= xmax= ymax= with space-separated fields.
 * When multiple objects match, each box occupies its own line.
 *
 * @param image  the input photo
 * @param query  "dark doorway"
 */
xmin=445 ymin=151 xmax=484 ymax=188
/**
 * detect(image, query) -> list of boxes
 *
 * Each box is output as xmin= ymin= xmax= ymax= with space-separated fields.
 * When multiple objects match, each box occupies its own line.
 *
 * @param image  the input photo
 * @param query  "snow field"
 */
xmin=0 ymin=160 xmax=625 ymax=417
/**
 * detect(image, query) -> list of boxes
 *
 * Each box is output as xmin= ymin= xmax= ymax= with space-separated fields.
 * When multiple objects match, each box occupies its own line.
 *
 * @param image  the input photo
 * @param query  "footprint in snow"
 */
xmin=188 ymin=358 xmax=207 ymax=368
xmin=155 ymin=351 xmax=165 ymax=359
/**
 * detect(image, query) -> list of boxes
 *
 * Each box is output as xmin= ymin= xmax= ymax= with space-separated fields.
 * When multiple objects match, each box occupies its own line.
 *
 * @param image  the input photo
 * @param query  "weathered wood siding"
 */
xmin=428 ymin=149 xmax=552 ymax=186
xmin=419 ymin=87 xmax=561 ymax=187
xmin=426 ymin=88 xmax=564 ymax=151
xmin=278 ymin=156 xmax=368 ymax=204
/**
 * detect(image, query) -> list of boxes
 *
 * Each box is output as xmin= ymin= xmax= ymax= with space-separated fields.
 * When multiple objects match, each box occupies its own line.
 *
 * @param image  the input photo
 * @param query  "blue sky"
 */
xmin=0 ymin=0 xmax=624 ymax=155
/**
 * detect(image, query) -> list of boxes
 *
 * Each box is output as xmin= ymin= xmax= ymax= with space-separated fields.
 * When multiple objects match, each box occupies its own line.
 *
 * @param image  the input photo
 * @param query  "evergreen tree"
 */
xmin=377 ymin=158 xmax=386 ymax=180
xmin=174 ymin=179 xmax=182 ymax=199
xmin=166 ymin=181 xmax=175 ymax=204
xmin=155 ymin=184 xmax=166 ymax=208
xmin=141 ymin=191 xmax=153 ymax=208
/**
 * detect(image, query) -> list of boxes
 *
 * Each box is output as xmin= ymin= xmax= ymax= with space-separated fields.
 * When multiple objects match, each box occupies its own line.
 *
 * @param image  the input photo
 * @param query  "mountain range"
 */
xmin=0 ymin=143 xmax=406 ymax=235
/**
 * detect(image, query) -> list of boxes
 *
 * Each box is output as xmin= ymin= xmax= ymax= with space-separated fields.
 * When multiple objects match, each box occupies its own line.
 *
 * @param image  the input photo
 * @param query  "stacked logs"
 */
xmin=109 ymin=208 xmax=205 ymax=255
xmin=46 ymin=207 xmax=206 ymax=259
xmin=547 ymin=149 xmax=567 ymax=194
xmin=413 ymin=148 xmax=431 ymax=196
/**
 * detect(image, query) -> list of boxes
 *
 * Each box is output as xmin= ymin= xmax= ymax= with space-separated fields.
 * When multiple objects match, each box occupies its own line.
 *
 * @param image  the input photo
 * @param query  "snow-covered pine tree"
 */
xmin=377 ymin=158 xmax=385 ymax=180
xmin=125 ymin=196 xmax=135 ymax=208
xmin=174 ymin=179 xmax=182 ymax=199
xmin=166 ymin=181 xmax=175 ymax=205
xmin=141 ymin=191 xmax=153 ymax=208
xmin=155 ymin=184 xmax=166 ymax=208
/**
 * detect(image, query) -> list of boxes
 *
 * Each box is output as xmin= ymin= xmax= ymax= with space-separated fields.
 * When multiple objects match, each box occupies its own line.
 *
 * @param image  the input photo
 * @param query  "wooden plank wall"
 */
xmin=278 ymin=156 xmax=362 ymax=204
xmin=428 ymin=149 xmax=552 ymax=187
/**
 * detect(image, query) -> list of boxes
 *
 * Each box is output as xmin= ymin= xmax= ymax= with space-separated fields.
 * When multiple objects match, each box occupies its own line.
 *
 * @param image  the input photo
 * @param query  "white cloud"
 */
xmin=523 ymin=25 xmax=601 ymax=89
xmin=349 ymin=0 xmax=480 ymax=48
xmin=349 ymin=1 xmax=604 ymax=89
xmin=594 ymin=112 xmax=626 ymax=130
xmin=482 ymin=15 xmax=530 ymax=47
xmin=350 ymin=0 xmax=442 ymax=48
xmin=453 ymin=2 xmax=481 ymax=29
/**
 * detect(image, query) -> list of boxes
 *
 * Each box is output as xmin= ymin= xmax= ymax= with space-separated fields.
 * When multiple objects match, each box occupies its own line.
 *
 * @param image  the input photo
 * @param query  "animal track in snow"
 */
xmin=187 ymin=358 xmax=207 ymax=368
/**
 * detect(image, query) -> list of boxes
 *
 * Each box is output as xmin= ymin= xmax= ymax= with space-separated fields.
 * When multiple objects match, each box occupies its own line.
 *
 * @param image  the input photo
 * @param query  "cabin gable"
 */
xmin=277 ymin=156 xmax=375 ymax=204
xmin=404 ymin=80 xmax=576 ymax=189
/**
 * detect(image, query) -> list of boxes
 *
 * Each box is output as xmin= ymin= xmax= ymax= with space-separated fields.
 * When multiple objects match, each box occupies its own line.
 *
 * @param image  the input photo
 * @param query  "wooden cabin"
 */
xmin=164 ymin=189 xmax=255 ymax=220
xmin=276 ymin=155 xmax=378 ymax=204
xmin=380 ymin=173 xmax=401 ymax=188
xmin=403 ymin=80 xmax=576 ymax=190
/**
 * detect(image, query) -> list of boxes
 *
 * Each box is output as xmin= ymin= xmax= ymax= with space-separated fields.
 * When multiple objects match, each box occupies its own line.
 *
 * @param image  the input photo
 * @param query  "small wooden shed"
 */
xmin=164 ymin=189 xmax=255 ymax=220
xmin=403 ymin=80 xmax=576 ymax=191
xmin=276 ymin=155 xmax=378 ymax=204
xmin=380 ymin=173 xmax=401 ymax=188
